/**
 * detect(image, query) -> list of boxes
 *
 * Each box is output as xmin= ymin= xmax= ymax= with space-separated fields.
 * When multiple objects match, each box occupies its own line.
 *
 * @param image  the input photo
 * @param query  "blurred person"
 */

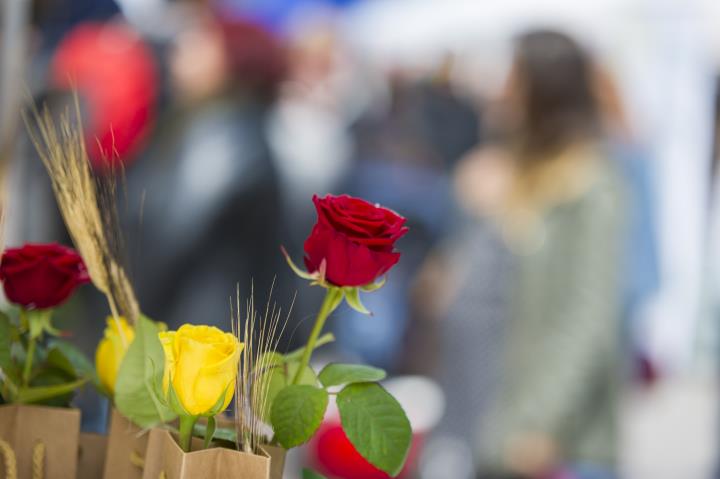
xmin=30 ymin=0 xmax=121 ymax=48
xmin=415 ymin=200 xmax=513 ymax=479
xmin=5 ymin=8 xmax=150 ymax=432
xmin=593 ymin=67 xmax=661 ymax=387
xmin=121 ymin=10 xmax=288 ymax=329
xmin=267 ymin=19 xmax=356 ymax=255
xmin=334 ymin=66 xmax=481 ymax=370
xmin=434 ymin=30 xmax=626 ymax=479
xmin=266 ymin=17 xmax=378 ymax=345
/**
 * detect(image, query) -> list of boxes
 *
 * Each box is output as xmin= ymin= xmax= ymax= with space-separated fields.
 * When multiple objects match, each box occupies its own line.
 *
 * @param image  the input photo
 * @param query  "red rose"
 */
xmin=0 ymin=243 xmax=90 ymax=309
xmin=303 ymin=195 xmax=408 ymax=287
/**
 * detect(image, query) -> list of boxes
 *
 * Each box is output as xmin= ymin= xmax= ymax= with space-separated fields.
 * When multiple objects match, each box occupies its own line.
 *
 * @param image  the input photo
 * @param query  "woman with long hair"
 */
xmin=469 ymin=30 xmax=626 ymax=479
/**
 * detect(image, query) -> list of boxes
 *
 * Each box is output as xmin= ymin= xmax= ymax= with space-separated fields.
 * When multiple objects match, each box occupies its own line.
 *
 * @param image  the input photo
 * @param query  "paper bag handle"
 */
xmin=0 ymin=439 xmax=45 ymax=479
xmin=0 ymin=439 xmax=18 ymax=479
xmin=130 ymin=450 xmax=145 ymax=468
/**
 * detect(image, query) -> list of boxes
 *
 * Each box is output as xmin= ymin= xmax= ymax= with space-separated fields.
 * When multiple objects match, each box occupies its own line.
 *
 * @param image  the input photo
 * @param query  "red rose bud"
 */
xmin=0 ymin=243 xmax=90 ymax=309
xmin=303 ymin=195 xmax=408 ymax=287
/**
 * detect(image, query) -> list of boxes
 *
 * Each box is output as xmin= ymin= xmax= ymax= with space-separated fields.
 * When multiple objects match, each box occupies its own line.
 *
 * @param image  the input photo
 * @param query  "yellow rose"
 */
xmin=158 ymin=324 xmax=241 ymax=416
xmin=95 ymin=317 xmax=135 ymax=395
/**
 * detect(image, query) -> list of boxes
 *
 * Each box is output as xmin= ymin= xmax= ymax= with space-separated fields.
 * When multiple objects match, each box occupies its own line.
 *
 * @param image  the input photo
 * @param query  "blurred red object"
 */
xmin=216 ymin=17 xmax=287 ymax=98
xmin=311 ymin=420 xmax=422 ymax=479
xmin=310 ymin=376 xmax=444 ymax=479
xmin=52 ymin=22 xmax=157 ymax=169
xmin=635 ymin=352 xmax=660 ymax=388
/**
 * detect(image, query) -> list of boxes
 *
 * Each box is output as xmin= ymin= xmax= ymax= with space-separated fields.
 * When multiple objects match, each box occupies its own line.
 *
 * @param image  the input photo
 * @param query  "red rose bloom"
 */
xmin=0 ymin=243 xmax=90 ymax=309
xmin=304 ymin=195 xmax=408 ymax=287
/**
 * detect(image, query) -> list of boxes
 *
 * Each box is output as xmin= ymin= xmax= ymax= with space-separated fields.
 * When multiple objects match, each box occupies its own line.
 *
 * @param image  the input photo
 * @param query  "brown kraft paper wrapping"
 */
xmin=102 ymin=409 xmax=148 ymax=479
xmin=77 ymin=433 xmax=107 ymax=479
xmin=0 ymin=404 xmax=80 ymax=479
xmin=142 ymin=428 xmax=273 ymax=479
xmin=259 ymin=444 xmax=286 ymax=479
xmin=210 ymin=415 xmax=287 ymax=479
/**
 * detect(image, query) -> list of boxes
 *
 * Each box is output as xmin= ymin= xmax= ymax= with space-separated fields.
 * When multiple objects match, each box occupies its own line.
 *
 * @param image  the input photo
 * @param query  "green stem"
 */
xmin=292 ymin=287 xmax=343 ymax=385
xmin=178 ymin=415 xmax=198 ymax=452
xmin=21 ymin=308 xmax=52 ymax=388
xmin=22 ymin=336 xmax=36 ymax=387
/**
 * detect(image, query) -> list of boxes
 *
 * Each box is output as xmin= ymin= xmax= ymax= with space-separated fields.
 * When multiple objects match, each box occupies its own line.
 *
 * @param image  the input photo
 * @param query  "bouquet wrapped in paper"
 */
xmin=15 ymin=101 xmax=414 ymax=479
xmin=0 ymin=243 xmax=92 ymax=479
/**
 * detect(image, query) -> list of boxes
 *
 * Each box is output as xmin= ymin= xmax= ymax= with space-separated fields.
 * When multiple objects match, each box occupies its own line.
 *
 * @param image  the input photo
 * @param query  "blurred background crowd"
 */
xmin=2 ymin=0 xmax=720 ymax=477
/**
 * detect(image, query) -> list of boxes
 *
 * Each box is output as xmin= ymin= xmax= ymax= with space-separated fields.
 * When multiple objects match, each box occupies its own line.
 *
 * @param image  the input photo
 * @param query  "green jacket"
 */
xmin=478 ymin=156 xmax=625 ymax=471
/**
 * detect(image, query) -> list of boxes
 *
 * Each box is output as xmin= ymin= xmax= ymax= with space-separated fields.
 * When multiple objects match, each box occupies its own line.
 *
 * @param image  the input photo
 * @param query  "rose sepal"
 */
xmin=202 ymin=383 xmax=234 ymax=418
xmin=172 ymin=385 xmax=230 ymax=452
xmin=282 ymin=246 xmax=389 ymax=298
xmin=166 ymin=376 xmax=191 ymax=417
xmin=360 ymin=276 xmax=386 ymax=293
xmin=282 ymin=246 xmax=388 ymax=316
xmin=163 ymin=373 xmax=231 ymax=418
xmin=203 ymin=415 xmax=216 ymax=449
xmin=281 ymin=246 xmax=322 ymax=283
xmin=343 ymin=287 xmax=370 ymax=315
xmin=24 ymin=309 xmax=62 ymax=339
xmin=164 ymin=373 xmax=230 ymax=414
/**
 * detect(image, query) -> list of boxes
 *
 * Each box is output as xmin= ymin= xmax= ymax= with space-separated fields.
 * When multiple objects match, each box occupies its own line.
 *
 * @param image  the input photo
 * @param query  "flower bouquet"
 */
xmin=20 ymin=101 xmax=414 ymax=479
xmin=24 ymin=101 xmax=151 ymax=479
xmin=0 ymin=243 xmax=94 ymax=479
xmin=139 ymin=193 xmax=414 ymax=479
xmin=265 ymin=194 xmax=413 ymax=479
xmin=97 ymin=316 xmax=168 ymax=479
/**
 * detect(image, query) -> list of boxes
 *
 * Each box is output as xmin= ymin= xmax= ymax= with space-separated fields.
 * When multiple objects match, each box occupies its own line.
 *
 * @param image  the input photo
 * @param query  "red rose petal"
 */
xmin=0 ymin=243 xmax=89 ymax=309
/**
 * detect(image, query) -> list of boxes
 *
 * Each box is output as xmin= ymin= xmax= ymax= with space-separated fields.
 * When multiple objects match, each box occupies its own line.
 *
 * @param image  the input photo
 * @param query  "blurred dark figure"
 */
xmin=335 ymin=68 xmax=481 ymax=369
xmin=593 ymin=67 xmax=660 ymax=387
xmin=31 ymin=0 xmax=120 ymax=48
xmin=122 ymin=10 xmax=288 ymax=329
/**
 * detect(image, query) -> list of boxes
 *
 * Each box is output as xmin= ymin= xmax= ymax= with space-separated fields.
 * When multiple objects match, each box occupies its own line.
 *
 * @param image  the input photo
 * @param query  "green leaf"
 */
xmin=257 ymin=352 xmax=285 ymax=368
xmin=46 ymin=348 xmax=77 ymax=378
xmin=195 ymin=424 xmax=236 ymax=443
xmin=0 ymin=375 xmax=18 ymax=403
xmin=204 ymin=416 xmax=216 ymax=449
xmin=259 ymin=361 xmax=317 ymax=422
xmin=283 ymin=333 xmax=335 ymax=363
xmin=0 ymin=312 xmax=14 ymax=375
xmin=337 ymin=383 xmax=412 ymax=476
xmin=16 ymin=378 xmax=88 ymax=403
xmin=270 ymin=385 xmax=328 ymax=448
xmin=147 ymin=355 xmax=169 ymax=410
xmin=47 ymin=340 xmax=96 ymax=380
xmin=22 ymin=366 xmax=76 ymax=407
xmin=302 ymin=469 xmax=328 ymax=479
xmin=115 ymin=315 xmax=176 ymax=428
xmin=343 ymin=288 xmax=371 ymax=315
xmin=318 ymin=363 xmax=386 ymax=388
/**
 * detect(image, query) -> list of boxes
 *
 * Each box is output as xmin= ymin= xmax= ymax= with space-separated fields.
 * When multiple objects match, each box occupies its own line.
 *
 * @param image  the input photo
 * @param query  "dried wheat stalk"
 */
xmin=232 ymin=281 xmax=293 ymax=453
xmin=23 ymin=98 xmax=140 ymax=325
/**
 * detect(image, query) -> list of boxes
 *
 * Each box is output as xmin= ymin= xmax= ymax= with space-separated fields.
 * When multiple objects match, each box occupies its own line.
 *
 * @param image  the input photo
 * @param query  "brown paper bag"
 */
xmin=209 ymin=416 xmax=287 ymax=479
xmin=259 ymin=444 xmax=286 ymax=479
xmin=0 ymin=404 xmax=80 ymax=479
xmin=77 ymin=433 xmax=107 ymax=478
xmin=102 ymin=409 xmax=148 ymax=479
xmin=142 ymin=428 xmax=272 ymax=479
